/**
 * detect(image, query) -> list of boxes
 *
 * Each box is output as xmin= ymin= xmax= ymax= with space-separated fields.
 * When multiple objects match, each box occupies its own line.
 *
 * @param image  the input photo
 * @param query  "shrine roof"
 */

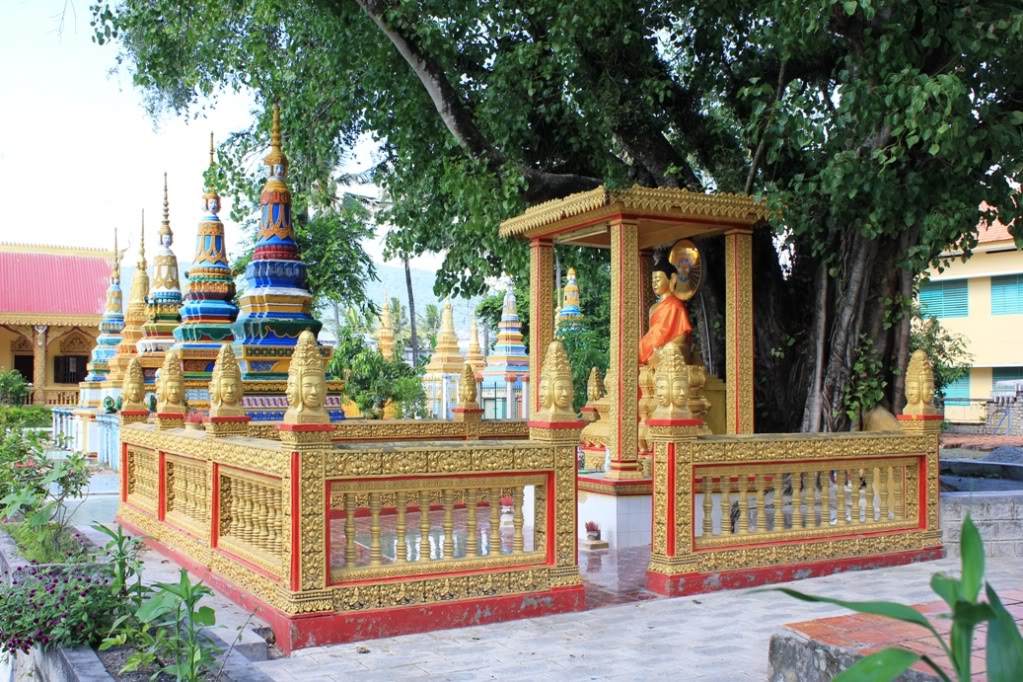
xmin=499 ymin=185 xmax=771 ymax=248
xmin=0 ymin=242 xmax=114 ymax=326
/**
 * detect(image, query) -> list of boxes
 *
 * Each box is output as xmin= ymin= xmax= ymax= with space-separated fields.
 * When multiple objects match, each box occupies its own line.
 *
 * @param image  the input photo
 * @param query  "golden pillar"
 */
xmin=724 ymin=229 xmax=754 ymax=434
xmin=528 ymin=239 xmax=555 ymax=414
xmin=638 ymin=249 xmax=654 ymax=337
xmin=32 ymin=325 xmax=47 ymax=405
xmin=608 ymin=219 xmax=642 ymax=480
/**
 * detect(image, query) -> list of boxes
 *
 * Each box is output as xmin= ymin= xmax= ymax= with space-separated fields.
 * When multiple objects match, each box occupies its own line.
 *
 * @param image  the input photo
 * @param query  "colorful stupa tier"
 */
xmin=231 ymin=105 xmax=341 ymax=421
xmin=557 ymin=267 xmax=584 ymax=326
xmin=105 ymin=214 xmax=149 ymax=392
xmin=422 ymin=298 xmax=467 ymax=418
xmin=79 ymin=229 xmax=126 ymax=408
xmin=136 ymin=174 xmax=184 ymax=387
xmin=172 ymin=135 xmax=239 ymax=408
xmin=481 ymin=280 xmax=529 ymax=387
xmin=466 ymin=317 xmax=485 ymax=379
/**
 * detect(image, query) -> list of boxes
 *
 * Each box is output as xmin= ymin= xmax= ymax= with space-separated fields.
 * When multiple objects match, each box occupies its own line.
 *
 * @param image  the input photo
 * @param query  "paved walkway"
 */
xmin=252 ymin=556 xmax=1020 ymax=681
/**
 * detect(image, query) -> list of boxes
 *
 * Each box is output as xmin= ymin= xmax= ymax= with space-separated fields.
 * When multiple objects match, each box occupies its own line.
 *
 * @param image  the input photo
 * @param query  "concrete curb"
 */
xmin=767 ymin=630 xmax=939 ymax=682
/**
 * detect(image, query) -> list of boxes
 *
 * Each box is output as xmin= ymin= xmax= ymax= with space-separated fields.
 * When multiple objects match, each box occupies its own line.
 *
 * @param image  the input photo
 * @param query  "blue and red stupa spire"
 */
xmin=80 ymin=229 xmax=126 ymax=405
xmin=173 ymin=134 xmax=239 ymax=401
xmin=481 ymin=278 xmax=530 ymax=388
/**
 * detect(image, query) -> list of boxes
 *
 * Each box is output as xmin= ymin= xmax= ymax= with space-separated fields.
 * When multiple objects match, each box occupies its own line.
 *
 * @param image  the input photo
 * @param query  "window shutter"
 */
xmin=991 ymin=274 xmax=1023 ymax=315
xmin=993 ymin=367 xmax=1023 ymax=385
xmin=942 ymin=375 xmax=970 ymax=406
xmin=919 ymin=280 xmax=969 ymax=318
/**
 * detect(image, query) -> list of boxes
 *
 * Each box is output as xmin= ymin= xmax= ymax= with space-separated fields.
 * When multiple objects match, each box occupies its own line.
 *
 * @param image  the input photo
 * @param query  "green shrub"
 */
xmin=4 ymin=522 xmax=87 ymax=564
xmin=0 ymin=369 xmax=28 ymax=406
xmin=0 ymin=405 xmax=51 ymax=428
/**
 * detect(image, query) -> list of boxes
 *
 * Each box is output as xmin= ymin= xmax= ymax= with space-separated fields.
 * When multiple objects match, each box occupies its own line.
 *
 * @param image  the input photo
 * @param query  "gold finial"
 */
xmin=534 ymin=339 xmax=576 ymax=422
xmin=586 ymin=367 xmax=603 ymax=402
xmin=111 ymin=227 xmax=122 ymax=283
xmin=652 ymin=341 xmax=692 ymax=421
xmin=121 ymin=357 xmax=147 ymax=412
xmin=457 ymin=362 xmax=478 ymax=408
xmin=204 ymin=135 xmax=222 ymax=214
xmin=903 ymin=349 xmax=937 ymax=416
xmin=263 ymin=103 xmax=288 ymax=176
xmin=138 ymin=210 xmax=147 ymax=269
xmin=159 ymin=173 xmax=172 ymax=240
xmin=156 ymin=350 xmax=186 ymax=415
xmin=209 ymin=131 xmax=215 ymax=168
xmin=284 ymin=330 xmax=329 ymax=425
xmin=209 ymin=345 xmax=245 ymax=418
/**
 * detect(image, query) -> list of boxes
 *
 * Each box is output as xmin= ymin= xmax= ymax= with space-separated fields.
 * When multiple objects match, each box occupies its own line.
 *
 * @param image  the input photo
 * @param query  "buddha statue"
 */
xmin=284 ymin=329 xmax=329 ymax=425
xmin=903 ymin=349 xmax=937 ymax=417
xmin=534 ymin=339 xmax=576 ymax=423
xmin=156 ymin=350 xmax=186 ymax=415
xmin=457 ymin=362 xmax=479 ymax=409
xmin=652 ymin=341 xmax=692 ymax=421
xmin=121 ymin=357 xmax=147 ymax=412
xmin=639 ymin=252 xmax=693 ymax=365
xmin=208 ymin=345 xmax=245 ymax=418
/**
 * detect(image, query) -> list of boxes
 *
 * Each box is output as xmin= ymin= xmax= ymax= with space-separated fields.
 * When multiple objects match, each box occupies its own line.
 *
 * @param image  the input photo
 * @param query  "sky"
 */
xmin=0 ymin=0 xmax=443 ymax=273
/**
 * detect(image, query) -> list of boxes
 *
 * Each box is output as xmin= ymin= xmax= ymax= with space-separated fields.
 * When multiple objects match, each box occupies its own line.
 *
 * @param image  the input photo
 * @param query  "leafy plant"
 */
xmin=0 ymin=369 xmax=28 ymax=406
xmin=329 ymin=323 xmax=427 ymax=418
xmin=910 ymin=309 xmax=973 ymax=401
xmin=93 ymin=523 xmax=147 ymax=612
xmin=0 ymin=405 xmax=52 ymax=429
xmin=4 ymin=522 xmax=87 ymax=564
xmin=1 ymin=450 xmax=91 ymax=541
xmin=842 ymin=334 xmax=886 ymax=426
xmin=774 ymin=515 xmax=1023 ymax=681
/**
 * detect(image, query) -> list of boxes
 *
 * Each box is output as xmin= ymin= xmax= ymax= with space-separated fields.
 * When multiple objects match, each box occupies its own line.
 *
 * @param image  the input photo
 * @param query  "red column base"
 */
xmin=646 ymin=545 xmax=945 ymax=597
xmin=118 ymin=515 xmax=584 ymax=654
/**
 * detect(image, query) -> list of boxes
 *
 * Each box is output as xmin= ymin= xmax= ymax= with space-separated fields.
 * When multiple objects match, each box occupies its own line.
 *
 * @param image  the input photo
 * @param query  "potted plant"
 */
xmin=585 ymin=521 xmax=601 ymax=541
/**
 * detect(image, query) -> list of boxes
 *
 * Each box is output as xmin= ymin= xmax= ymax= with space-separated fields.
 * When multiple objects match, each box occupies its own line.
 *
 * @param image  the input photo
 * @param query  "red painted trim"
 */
xmin=157 ymin=452 xmax=166 ymax=521
xmin=527 ymin=420 xmax=584 ymax=429
xmin=647 ymin=545 xmax=944 ymax=596
xmin=452 ymin=407 xmax=484 ymax=415
xmin=919 ymin=454 xmax=928 ymax=530
xmin=667 ymin=444 xmax=676 ymax=557
xmin=211 ymin=463 xmax=220 ymax=549
xmin=206 ymin=415 xmax=250 ymax=424
xmin=120 ymin=410 xmax=148 ymax=417
xmin=615 ymin=225 xmax=625 ymax=462
xmin=896 ymin=414 xmax=944 ymax=422
xmin=324 ymin=478 xmax=332 ymax=588
xmin=290 ymin=452 xmax=301 ymax=592
xmin=646 ymin=418 xmax=705 ymax=427
xmin=547 ymin=471 xmax=557 ymax=565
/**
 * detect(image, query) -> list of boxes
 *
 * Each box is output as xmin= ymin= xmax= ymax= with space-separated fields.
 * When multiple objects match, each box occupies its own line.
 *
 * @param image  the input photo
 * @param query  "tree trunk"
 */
xmin=802 ymin=262 xmax=828 ymax=432
xmin=404 ymin=256 xmax=420 ymax=364
xmin=890 ymin=267 xmax=914 ymax=413
xmin=332 ymin=300 xmax=342 ymax=341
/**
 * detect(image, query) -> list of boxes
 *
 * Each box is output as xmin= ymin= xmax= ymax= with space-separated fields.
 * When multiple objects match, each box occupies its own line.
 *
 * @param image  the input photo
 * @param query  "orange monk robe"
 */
xmin=639 ymin=296 xmax=692 ymax=364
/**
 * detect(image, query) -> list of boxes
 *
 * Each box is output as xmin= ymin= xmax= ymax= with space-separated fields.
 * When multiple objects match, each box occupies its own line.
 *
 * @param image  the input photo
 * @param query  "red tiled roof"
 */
xmin=0 ymin=245 xmax=112 ymax=321
xmin=978 ymin=202 xmax=1017 ymax=244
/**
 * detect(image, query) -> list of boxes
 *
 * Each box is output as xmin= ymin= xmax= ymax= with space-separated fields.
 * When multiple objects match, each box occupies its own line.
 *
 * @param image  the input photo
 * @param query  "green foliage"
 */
xmin=557 ymin=322 xmax=610 ymax=411
xmin=774 ymin=515 xmax=1023 ymax=682
xmin=910 ymin=309 xmax=973 ymax=399
xmin=93 ymin=522 xmax=147 ymax=612
xmin=0 ymin=370 xmax=28 ymax=406
xmin=5 ymin=522 xmax=87 ymax=564
xmin=843 ymin=334 xmax=887 ymax=424
xmin=329 ymin=324 xmax=426 ymax=418
xmin=0 ymin=564 xmax=123 ymax=655
xmin=1 ymin=450 xmax=91 ymax=540
xmin=0 ymin=405 xmax=52 ymax=428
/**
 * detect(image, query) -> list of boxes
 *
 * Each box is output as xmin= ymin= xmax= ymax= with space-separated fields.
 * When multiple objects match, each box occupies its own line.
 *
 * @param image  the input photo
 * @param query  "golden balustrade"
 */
xmin=44 ymin=387 xmax=79 ymax=406
xmin=242 ymin=418 xmax=530 ymax=442
xmin=125 ymin=446 xmax=159 ymax=514
xmin=164 ymin=454 xmax=210 ymax=537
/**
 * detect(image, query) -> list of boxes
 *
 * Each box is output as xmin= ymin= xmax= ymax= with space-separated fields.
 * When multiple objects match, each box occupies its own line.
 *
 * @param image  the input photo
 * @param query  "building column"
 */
xmin=724 ymin=229 xmax=754 ymax=434
xmin=639 ymin=249 xmax=654 ymax=336
xmin=608 ymin=220 xmax=642 ymax=480
xmin=529 ymin=239 xmax=555 ymax=414
xmin=32 ymin=325 xmax=47 ymax=405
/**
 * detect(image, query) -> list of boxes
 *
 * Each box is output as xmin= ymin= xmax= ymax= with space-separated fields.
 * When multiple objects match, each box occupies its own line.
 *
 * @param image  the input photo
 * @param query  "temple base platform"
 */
xmin=577 ymin=473 xmax=652 ymax=550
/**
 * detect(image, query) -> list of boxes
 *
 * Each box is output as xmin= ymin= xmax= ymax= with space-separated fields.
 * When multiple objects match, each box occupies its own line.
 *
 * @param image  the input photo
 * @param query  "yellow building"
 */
xmin=921 ymin=212 xmax=1022 ymax=422
xmin=0 ymin=243 xmax=113 ymax=405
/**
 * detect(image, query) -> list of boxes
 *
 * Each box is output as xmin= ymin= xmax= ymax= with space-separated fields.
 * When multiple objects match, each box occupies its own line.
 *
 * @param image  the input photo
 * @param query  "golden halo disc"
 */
xmin=668 ymin=239 xmax=702 ymax=301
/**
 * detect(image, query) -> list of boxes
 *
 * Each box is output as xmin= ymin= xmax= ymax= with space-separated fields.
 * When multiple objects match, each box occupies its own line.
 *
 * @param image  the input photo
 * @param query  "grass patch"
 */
xmin=4 ymin=522 xmax=84 ymax=564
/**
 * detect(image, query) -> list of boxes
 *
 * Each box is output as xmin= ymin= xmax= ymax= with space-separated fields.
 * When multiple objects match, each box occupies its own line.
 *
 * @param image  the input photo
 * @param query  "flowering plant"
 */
xmin=584 ymin=521 xmax=600 ymax=532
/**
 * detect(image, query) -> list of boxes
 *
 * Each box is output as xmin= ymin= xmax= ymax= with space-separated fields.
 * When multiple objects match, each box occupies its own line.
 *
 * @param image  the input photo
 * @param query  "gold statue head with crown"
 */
xmin=122 ymin=357 xmax=147 ymax=411
xmin=586 ymin=367 xmax=603 ymax=402
xmin=209 ymin=345 xmax=245 ymax=418
xmin=156 ymin=350 xmax=186 ymax=415
xmin=535 ymin=339 xmax=576 ymax=422
xmin=903 ymin=349 xmax=937 ymax=416
xmin=284 ymin=330 xmax=329 ymax=424
xmin=652 ymin=341 xmax=692 ymax=421
xmin=458 ymin=363 xmax=478 ymax=407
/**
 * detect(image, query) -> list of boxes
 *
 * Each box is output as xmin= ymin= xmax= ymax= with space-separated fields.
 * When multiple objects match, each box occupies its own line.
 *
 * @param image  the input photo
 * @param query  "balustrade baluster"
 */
xmin=466 ymin=489 xmax=479 ymax=557
xmin=821 ymin=471 xmax=830 ymax=527
xmin=773 ymin=473 xmax=783 ymax=532
xmin=419 ymin=490 xmax=432 ymax=561
xmin=442 ymin=489 xmax=455 ymax=559
xmin=488 ymin=488 xmax=501 ymax=555
xmin=719 ymin=475 xmax=731 ymax=535
xmin=343 ymin=492 xmax=357 ymax=565
xmin=513 ymin=487 xmax=525 ymax=553
xmin=842 ymin=471 xmax=852 ymax=525
xmin=792 ymin=472 xmax=803 ymax=529
xmin=888 ymin=466 xmax=898 ymax=520
xmin=858 ymin=469 xmax=867 ymax=523
xmin=369 ymin=492 xmax=382 ymax=566
xmin=256 ymin=484 xmax=270 ymax=551
xmin=755 ymin=474 xmax=766 ymax=533
xmin=395 ymin=494 xmax=408 ymax=563
xmin=879 ymin=466 xmax=889 ymax=521
xmin=702 ymin=475 xmax=713 ymax=536
xmin=737 ymin=474 xmax=749 ymax=534
xmin=267 ymin=489 xmax=279 ymax=548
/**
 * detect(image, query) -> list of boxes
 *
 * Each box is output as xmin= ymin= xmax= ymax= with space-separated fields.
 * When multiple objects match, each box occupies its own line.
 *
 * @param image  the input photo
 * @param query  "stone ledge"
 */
xmin=767 ymin=630 xmax=940 ymax=682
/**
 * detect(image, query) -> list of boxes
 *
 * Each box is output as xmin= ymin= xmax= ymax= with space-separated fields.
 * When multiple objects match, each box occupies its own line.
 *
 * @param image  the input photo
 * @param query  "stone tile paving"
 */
xmin=252 ymin=556 xmax=1020 ymax=681
xmin=943 ymin=433 xmax=1023 ymax=451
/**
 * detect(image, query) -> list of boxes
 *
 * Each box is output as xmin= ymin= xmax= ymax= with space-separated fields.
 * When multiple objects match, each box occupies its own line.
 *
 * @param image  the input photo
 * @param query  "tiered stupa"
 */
xmin=422 ymin=298 xmax=466 ymax=417
xmin=466 ymin=317 xmax=486 ymax=379
xmin=376 ymin=292 xmax=395 ymax=360
xmin=105 ymin=214 xmax=150 ymax=392
xmin=481 ymin=282 xmax=529 ymax=388
xmin=232 ymin=105 xmax=342 ymax=421
xmin=172 ymin=135 xmax=239 ymax=409
xmin=136 ymin=174 xmax=184 ymax=388
xmin=79 ymin=230 xmax=126 ymax=408
xmin=557 ymin=267 xmax=584 ymax=327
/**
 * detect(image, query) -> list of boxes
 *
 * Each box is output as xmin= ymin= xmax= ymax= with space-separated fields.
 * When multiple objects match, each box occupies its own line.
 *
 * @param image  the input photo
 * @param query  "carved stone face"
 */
xmin=654 ymin=372 xmax=669 ymax=407
xmin=166 ymin=379 xmax=182 ymax=404
xmin=301 ymin=372 xmax=324 ymax=409
xmin=220 ymin=376 xmax=239 ymax=405
xmin=652 ymin=271 xmax=673 ymax=297
xmin=538 ymin=377 xmax=551 ymax=409
xmin=127 ymin=382 xmax=142 ymax=404
xmin=921 ymin=375 xmax=934 ymax=404
xmin=670 ymin=374 xmax=687 ymax=406
xmin=286 ymin=375 xmax=298 ymax=407
xmin=553 ymin=377 xmax=572 ymax=410
xmin=906 ymin=377 xmax=921 ymax=405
